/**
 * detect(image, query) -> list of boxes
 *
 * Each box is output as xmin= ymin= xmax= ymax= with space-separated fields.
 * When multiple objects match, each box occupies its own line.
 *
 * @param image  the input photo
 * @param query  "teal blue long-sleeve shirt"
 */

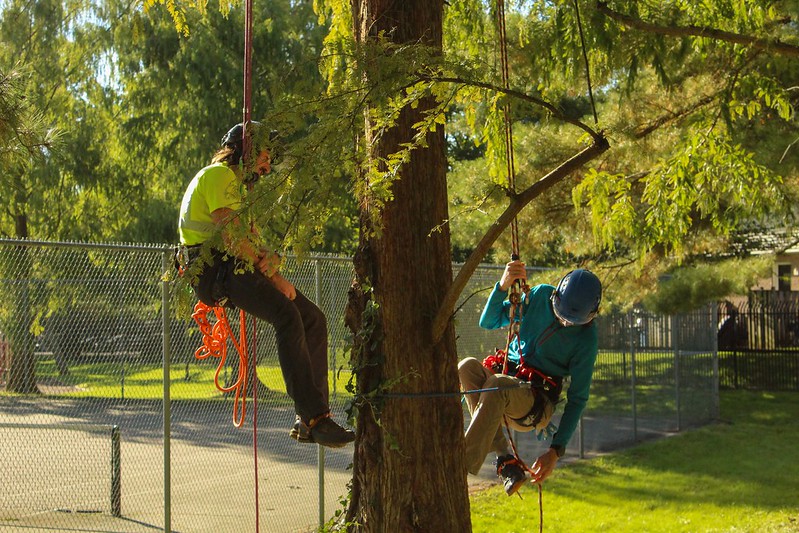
xmin=479 ymin=282 xmax=598 ymax=449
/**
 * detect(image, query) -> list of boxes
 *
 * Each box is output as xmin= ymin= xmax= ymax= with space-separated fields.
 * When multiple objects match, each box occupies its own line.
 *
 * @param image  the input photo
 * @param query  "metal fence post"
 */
xmin=629 ymin=310 xmax=638 ymax=442
xmin=111 ymin=425 xmax=121 ymax=517
xmin=161 ymin=249 xmax=172 ymax=532
xmin=711 ymin=303 xmax=720 ymax=420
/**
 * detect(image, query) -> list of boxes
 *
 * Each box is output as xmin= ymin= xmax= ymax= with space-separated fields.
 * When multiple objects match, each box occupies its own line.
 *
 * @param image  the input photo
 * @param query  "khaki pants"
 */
xmin=459 ymin=357 xmax=536 ymax=475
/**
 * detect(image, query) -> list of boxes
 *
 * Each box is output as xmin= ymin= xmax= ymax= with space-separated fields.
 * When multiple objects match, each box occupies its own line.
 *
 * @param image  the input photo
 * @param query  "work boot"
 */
xmin=496 ymin=454 xmax=527 ymax=496
xmin=289 ymin=415 xmax=313 ymax=443
xmin=307 ymin=413 xmax=355 ymax=448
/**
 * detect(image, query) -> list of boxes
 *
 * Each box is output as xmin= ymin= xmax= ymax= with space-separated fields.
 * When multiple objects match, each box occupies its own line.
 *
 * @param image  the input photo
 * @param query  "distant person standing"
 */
xmin=177 ymin=122 xmax=354 ymax=448
xmin=718 ymin=300 xmax=747 ymax=350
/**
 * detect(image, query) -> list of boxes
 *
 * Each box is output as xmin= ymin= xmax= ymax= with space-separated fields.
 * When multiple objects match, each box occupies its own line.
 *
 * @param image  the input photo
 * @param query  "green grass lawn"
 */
xmin=27 ymin=356 xmax=353 ymax=402
xmin=470 ymin=390 xmax=799 ymax=532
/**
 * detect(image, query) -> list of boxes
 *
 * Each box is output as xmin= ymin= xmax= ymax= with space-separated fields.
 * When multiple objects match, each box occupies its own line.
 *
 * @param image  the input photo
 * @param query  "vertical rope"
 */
xmin=242 ymin=0 xmax=254 ymax=144
xmin=241 ymin=0 xmax=259 ymax=529
xmin=573 ymin=0 xmax=598 ymax=125
xmin=496 ymin=0 xmax=526 ymax=379
xmin=496 ymin=8 xmax=542 ymax=529
xmin=496 ymin=0 xmax=519 ymax=260
xmin=250 ymin=314 xmax=259 ymax=533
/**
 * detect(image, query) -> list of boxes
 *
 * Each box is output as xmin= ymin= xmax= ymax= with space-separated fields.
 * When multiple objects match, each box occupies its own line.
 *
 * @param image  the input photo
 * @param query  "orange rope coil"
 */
xmin=192 ymin=301 xmax=250 ymax=427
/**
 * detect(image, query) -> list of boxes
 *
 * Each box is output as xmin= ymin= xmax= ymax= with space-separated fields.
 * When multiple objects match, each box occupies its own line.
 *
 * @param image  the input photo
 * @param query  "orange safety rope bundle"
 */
xmin=191 ymin=302 xmax=251 ymax=427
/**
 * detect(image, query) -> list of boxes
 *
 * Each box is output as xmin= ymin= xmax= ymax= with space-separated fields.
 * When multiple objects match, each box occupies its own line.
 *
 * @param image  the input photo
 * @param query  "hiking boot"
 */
xmin=307 ymin=413 xmax=355 ymax=448
xmin=496 ymin=454 xmax=527 ymax=496
xmin=289 ymin=415 xmax=313 ymax=443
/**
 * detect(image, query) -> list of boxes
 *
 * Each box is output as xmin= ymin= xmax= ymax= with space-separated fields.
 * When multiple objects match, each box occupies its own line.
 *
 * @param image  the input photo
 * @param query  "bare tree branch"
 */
xmin=431 ymin=135 xmax=610 ymax=344
xmin=422 ymin=75 xmax=604 ymax=141
xmin=633 ymin=93 xmax=719 ymax=138
xmin=596 ymin=1 xmax=799 ymax=58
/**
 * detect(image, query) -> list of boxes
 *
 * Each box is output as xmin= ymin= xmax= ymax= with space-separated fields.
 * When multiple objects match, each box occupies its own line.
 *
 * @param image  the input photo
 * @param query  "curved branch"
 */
xmin=421 ymin=75 xmax=603 ymax=140
xmin=431 ymin=135 xmax=610 ymax=344
xmin=633 ymin=92 xmax=718 ymax=139
xmin=596 ymin=1 xmax=799 ymax=58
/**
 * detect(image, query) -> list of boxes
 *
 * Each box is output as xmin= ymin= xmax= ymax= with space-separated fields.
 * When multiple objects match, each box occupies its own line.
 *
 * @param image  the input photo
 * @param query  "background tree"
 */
xmin=0 ymin=65 xmax=62 ymax=393
xmin=0 ymin=0 xmax=98 ymax=240
xmin=441 ymin=1 xmax=798 ymax=308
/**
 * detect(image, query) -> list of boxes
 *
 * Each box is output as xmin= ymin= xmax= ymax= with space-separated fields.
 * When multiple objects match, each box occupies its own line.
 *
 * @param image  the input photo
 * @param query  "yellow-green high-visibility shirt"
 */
xmin=178 ymin=163 xmax=243 ymax=245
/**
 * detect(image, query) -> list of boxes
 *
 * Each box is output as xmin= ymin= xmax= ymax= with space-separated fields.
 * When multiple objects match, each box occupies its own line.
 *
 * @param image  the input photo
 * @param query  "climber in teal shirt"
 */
xmin=459 ymin=261 xmax=601 ymax=495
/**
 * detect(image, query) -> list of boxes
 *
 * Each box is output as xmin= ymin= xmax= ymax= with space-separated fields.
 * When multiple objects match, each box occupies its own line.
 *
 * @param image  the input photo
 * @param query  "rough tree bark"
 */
xmin=345 ymin=0 xmax=471 ymax=531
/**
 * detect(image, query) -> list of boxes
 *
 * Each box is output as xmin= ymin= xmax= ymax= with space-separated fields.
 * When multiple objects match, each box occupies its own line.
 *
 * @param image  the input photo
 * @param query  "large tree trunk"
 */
xmin=346 ymin=1 xmax=471 ymax=531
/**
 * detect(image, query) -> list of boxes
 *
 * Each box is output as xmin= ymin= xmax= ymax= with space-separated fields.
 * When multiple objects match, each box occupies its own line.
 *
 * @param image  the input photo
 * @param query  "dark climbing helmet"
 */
xmin=221 ymin=121 xmax=262 ymax=164
xmin=221 ymin=121 xmax=281 ymax=167
xmin=551 ymin=269 xmax=602 ymax=326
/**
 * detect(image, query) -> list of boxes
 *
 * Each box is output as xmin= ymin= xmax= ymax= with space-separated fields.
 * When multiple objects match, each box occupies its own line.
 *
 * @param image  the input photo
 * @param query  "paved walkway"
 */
xmin=1 ymin=397 xmax=672 ymax=532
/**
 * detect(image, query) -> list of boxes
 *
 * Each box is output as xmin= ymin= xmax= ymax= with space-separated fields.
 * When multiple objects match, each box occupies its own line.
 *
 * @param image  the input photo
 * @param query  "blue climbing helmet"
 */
xmin=551 ymin=269 xmax=602 ymax=326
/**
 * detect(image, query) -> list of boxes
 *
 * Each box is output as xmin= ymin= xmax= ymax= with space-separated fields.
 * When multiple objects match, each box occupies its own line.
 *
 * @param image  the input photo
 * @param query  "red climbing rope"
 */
xmin=502 ymin=416 xmax=544 ymax=533
xmin=242 ymin=0 xmax=254 ymax=152
xmin=249 ymin=313 xmax=260 ymax=532
xmin=241 ymin=0 xmax=260 ymax=528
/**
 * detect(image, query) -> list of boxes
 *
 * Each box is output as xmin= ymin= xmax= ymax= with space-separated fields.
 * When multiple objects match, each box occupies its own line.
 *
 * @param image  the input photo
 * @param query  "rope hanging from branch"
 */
xmin=242 ymin=0 xmax=254 ymax=149
xmin=496 ymin=0 xmax=520 ymax=261
xmin=495 ymin=0 xmax=528 ymax=378
xmin=573 ymin=0 xmax=598 ymax=125
xmin=495 ymin=3 xmax=542 ymax=531
xmin=241 ymin=0 xmax=261 ymax=530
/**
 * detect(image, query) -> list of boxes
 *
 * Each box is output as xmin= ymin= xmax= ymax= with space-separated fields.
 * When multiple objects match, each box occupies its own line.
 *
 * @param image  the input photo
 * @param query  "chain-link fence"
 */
xmin=0 ymin=239 xmax=719 ymax=532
